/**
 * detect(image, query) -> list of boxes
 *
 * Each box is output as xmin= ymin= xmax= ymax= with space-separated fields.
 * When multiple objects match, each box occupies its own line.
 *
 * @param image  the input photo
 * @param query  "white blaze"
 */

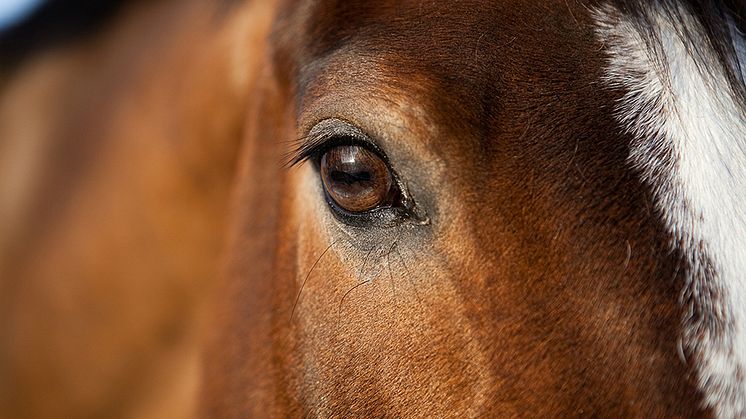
xmin=595 ymin=4 xmax=746 ymax=418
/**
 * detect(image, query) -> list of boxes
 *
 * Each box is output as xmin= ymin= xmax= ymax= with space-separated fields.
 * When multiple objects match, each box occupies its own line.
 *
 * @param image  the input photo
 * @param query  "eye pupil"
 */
xmin=320 ymin=145 xmax=395 ymax=213
xmin=330 ymin=170 xmax=372 ymax=184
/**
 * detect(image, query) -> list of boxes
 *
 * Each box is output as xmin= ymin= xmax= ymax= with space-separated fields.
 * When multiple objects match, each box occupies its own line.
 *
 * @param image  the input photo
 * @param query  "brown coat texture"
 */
xmin=2 ymin=0 xmax=734 ymax=417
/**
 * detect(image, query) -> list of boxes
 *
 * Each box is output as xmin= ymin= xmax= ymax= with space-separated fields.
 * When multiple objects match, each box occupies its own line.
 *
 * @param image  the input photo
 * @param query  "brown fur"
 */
xmin=0 ymin=1 xmax=273 ymax=417
xmin=0 ymin=0 xmax=714 ymax=417
xmin=204 ymin=0 xmax=709 ymax=416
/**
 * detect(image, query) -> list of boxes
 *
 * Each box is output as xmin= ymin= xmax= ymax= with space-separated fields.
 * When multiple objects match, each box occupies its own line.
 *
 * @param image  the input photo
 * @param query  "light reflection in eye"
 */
xmin=320 ymin=145 xmax=397 ymax=213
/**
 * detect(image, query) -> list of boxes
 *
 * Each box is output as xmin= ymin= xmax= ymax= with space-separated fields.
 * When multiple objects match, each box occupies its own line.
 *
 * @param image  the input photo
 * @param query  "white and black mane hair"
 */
xmin=610 ymin=0 xmax=746 ymax=105
xmin=597 ymin=1 xmax=746 ymax=417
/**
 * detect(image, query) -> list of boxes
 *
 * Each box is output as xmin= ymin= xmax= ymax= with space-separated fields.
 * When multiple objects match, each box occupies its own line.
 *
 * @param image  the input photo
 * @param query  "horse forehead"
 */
xmin=290 ymin=0 xmax=593 ymax=70
xmin=298 ymin=0 xmax=574 ymax=30
xmin=286 ymin=0 xmax=604 ymax=137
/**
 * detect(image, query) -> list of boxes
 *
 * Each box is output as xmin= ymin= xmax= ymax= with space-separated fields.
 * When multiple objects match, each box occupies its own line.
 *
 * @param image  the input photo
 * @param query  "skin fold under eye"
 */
xmin=320 ymin=145 xmax=398 ymax=213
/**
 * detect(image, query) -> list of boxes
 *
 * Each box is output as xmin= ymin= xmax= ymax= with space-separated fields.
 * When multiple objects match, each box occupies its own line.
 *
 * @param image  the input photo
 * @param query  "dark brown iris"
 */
xmin=320 ymin=145 xmax=395 ymax=213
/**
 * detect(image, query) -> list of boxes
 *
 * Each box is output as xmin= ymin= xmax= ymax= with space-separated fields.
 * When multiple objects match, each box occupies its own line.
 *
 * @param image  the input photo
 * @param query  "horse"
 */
xmin=0 ymin=0 xmax=744 ymax=417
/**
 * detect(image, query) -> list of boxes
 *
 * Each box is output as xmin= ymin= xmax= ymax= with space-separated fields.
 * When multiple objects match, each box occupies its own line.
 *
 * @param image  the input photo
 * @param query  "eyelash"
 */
xmin=288 ymin=131 xmax=387 ymax=169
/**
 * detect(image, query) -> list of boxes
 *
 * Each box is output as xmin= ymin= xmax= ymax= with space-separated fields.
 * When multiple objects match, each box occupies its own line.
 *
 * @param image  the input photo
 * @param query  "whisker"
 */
xmin=358 ymin=245 xmax=377 ymax=279
xmin=338 ymin=279 xmax=372 ymax=316
xmin=394 ymin=242 xmax=423 ymax=305
xmin=291 ymin=239 xmax=337 ymax=322
xmin=386 ymin=242 xmax=397 ymax=302
xmin=338 ymin=254 xmax=389 ymax=317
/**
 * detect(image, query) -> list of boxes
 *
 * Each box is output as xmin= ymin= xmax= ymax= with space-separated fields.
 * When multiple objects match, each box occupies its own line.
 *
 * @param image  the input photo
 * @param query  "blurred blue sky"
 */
xmin=0 ymin=0 xmax=45 ymax=31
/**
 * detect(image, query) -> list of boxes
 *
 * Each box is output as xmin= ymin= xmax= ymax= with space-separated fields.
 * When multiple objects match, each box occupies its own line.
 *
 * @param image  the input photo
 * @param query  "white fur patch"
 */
xmin=595 ymin=4 xmax=746 ymax=418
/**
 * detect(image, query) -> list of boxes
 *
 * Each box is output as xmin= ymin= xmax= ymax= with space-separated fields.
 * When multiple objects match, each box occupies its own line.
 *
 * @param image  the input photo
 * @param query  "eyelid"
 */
xmin=287 ymin=119 xmax=388 ymax=168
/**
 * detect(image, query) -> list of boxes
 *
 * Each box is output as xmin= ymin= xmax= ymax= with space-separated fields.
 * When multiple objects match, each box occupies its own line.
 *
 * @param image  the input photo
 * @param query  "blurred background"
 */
xmin=0 ymin=0 xmax=44 ymax=30
xmin=0 ymin=0 xmax=263 ymax=417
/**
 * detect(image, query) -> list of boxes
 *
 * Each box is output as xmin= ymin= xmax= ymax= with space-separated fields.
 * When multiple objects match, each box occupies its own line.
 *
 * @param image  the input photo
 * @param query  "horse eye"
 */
xmin=319 ymin=145 xmax=397 ymax=213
